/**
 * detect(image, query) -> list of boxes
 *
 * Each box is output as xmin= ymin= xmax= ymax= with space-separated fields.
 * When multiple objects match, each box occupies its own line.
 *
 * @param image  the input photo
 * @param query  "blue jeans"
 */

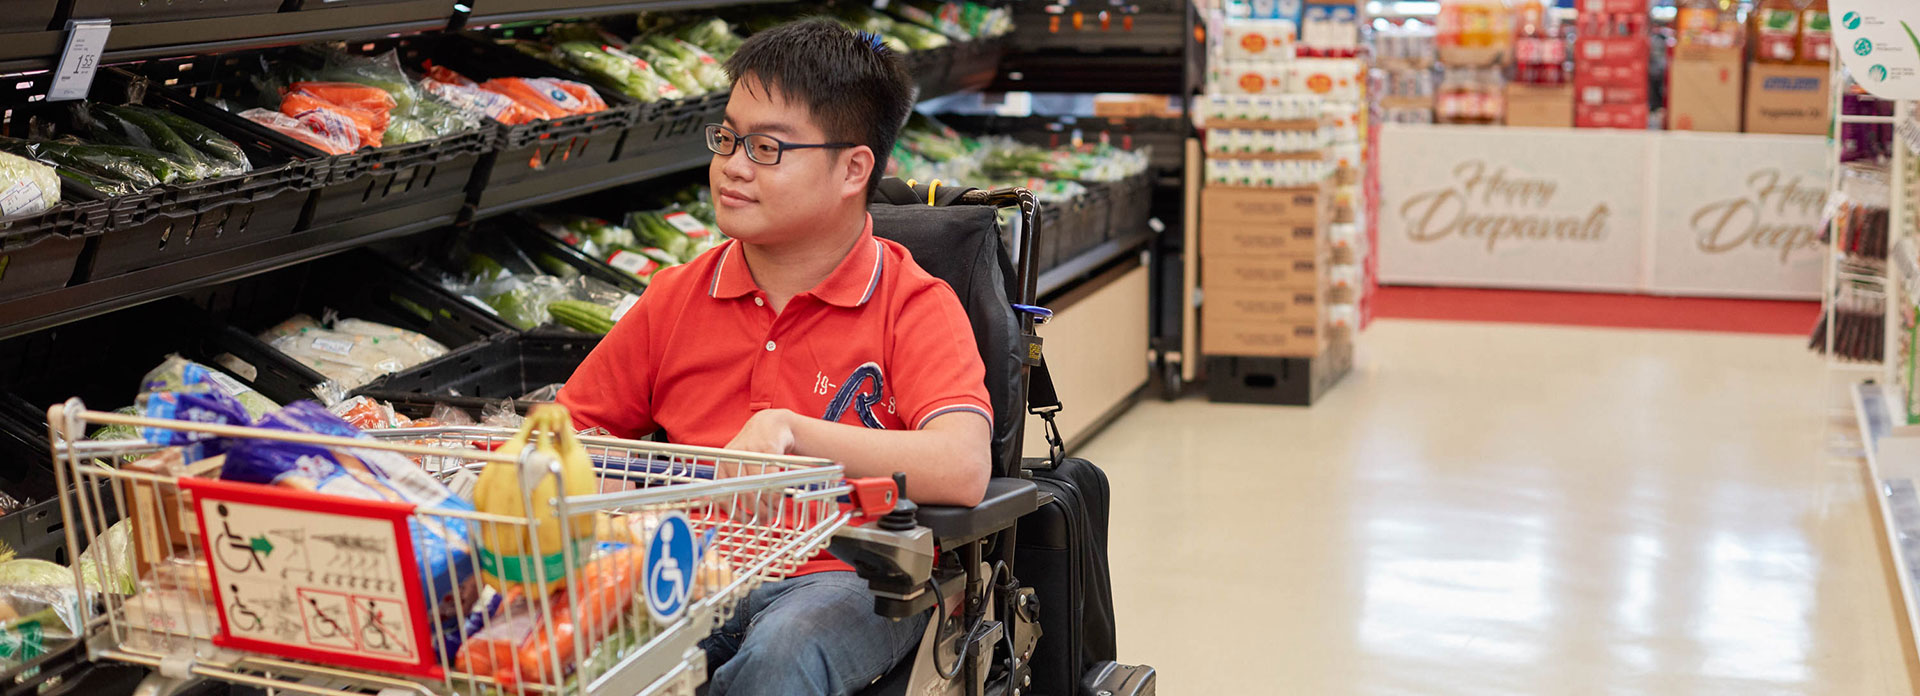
xmin=700 ymin=571 xmax=930 ymax=696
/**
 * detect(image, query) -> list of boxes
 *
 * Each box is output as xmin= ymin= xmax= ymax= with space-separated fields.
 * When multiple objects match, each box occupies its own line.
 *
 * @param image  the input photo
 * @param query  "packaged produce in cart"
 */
xmin=44 ymin=392 xmax=878 ymax=696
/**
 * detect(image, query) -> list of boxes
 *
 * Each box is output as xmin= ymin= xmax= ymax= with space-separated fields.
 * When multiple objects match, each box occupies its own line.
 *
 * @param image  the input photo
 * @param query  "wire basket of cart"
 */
xmin=45 ymin=398 xmax=873 ymax=696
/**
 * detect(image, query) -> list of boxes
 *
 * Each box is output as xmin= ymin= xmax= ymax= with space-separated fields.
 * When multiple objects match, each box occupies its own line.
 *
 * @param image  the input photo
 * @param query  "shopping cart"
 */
xmin=44 ymin=398 xmax=901 ymax=696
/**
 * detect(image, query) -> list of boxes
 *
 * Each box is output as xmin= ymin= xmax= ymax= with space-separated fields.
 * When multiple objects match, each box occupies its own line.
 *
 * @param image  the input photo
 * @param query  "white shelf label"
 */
xmin=49 ymin=20 xmax=110 ymax=102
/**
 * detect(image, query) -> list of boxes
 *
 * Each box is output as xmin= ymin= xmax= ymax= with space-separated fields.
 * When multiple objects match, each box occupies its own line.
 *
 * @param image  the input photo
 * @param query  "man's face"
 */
xmin=710 ymin=78 xmax=851 ymax=246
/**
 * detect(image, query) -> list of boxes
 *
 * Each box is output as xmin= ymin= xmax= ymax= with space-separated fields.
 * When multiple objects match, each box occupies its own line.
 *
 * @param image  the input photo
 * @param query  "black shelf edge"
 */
xmin=470 ymin=148 xmax=711 ymax=221
xmin=1037 ymin=229 xmax=1153 ymax=299
xmin=0 ymin=213 xmax=453 ymax=342
xmin=0 ymin=5 xmax=453 ymax=73
xmin=464 ymin=0 xmax=795 ymax=27
xmin=991 ymin=52 xmax=1185 ymax=95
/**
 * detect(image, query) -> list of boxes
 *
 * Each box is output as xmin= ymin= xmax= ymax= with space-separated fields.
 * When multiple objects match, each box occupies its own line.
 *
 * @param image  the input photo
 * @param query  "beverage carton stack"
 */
xmin=1573 ymin=0 xmax=1651 ymax=129
xmin=1199 ymin=3 xmax=1364 ymax=404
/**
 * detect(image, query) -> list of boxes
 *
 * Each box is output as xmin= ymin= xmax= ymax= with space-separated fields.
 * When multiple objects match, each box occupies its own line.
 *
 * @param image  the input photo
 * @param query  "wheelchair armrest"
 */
xmin=917 ymin=477 xmax=1039 ymax=548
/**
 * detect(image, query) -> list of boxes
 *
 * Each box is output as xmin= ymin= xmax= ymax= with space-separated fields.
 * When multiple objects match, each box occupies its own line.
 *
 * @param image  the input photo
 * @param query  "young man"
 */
xmin=556 ymin=19 xmax=993 ymax=696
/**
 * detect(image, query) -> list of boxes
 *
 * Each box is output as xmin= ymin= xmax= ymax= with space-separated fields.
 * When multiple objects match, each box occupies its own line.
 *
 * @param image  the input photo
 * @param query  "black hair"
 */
xmin=723 ymin=18 xmax=914 ymax=192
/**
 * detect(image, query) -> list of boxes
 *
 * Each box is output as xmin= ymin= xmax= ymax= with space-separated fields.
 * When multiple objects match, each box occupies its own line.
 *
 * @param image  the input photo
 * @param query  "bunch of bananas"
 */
xmin=474 ymin=404 xmax=598 ymax=592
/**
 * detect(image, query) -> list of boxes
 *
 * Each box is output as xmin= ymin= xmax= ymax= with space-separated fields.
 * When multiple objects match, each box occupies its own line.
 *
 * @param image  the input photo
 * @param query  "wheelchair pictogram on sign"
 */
xmin=645 ymin=512 xmax=697 ymax=625
xmin=184 ymin=478 xmax=438 ymax=677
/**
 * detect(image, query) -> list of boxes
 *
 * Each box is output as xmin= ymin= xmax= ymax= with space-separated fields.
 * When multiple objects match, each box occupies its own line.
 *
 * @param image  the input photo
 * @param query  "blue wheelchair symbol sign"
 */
xmin=645 ymin=512 xmax=697 ymax=624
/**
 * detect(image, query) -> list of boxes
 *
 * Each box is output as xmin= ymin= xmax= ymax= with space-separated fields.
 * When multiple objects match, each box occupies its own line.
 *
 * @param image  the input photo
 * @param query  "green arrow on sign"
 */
xmin=249 ymin=536 xmax=274 ymax=557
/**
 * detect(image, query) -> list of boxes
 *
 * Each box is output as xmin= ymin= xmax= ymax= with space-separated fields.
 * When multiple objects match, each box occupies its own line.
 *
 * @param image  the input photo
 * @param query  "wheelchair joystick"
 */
xmin=880 ymin=472 xmax=919 ymax=532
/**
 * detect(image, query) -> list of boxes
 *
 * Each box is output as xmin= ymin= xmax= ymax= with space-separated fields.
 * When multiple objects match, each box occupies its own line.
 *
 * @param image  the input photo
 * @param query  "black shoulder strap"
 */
xmin=1028 ymin=356 xmax=1065 ymax=467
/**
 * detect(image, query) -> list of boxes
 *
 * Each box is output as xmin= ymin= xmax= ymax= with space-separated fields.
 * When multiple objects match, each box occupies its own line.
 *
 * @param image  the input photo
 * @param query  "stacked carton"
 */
xmin=1201 ymin=8 xmax=1364 ymax=366
xmin=1573 ymin=0 xmax=1650 ymax=129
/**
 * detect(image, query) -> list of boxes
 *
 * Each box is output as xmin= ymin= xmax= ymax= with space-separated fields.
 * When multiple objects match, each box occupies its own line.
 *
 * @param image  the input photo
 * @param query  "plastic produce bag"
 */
xmin=451 ymin=546 xmax=645 ymax=689
xmin=75 ymin=520 xmax=136 ymax=595
xmin=133 ymin=105 xmax=251 ymax=173
xmin=332 ymin=319 xmax=450 ymax=366
xmin=0 ymin=151 xmax=58 ymax=220
xmin=553 ymin=42 xmax=684 ymax=103
xmin=238 ymin=108 xmax=360 ymax=155
xmin=140 ymin=354 xmax=281 ymax=420
xmin=629 ymin=43 xmax=706 ymax=97
xmin=285 ymin=84 xmax=392 ymax=147
xmin=0 ymin=561 xmax=81 ymax=666
xmin=423 ymin=67 xmax=537 ymax=126
xmin=673 ymin=17 xmax=747 ymax=57
xmin=221 ymin=402 xmax=479 ymax=636
xmin=74 ymin=104 xmax=221 ymax=180
xmin=260 ymin=315 xmax=446 ymax=390
xmin=480 ymin=274 xmax=572 ymax=331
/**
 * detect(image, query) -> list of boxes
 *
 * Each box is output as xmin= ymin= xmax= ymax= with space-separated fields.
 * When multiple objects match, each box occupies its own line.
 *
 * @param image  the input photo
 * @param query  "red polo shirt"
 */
xmin=558 ymin=214 xmax=991 ymax=575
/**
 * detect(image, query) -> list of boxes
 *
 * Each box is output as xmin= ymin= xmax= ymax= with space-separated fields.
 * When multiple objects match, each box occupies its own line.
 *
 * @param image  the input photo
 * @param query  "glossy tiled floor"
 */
xmin=1079 ymin=319 xmax=1917 ymax=695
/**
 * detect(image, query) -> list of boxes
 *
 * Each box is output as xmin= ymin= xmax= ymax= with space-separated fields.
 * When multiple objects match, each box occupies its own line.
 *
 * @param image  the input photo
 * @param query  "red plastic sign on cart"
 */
xmin=183 ymin=478 xmax=441 ymax=678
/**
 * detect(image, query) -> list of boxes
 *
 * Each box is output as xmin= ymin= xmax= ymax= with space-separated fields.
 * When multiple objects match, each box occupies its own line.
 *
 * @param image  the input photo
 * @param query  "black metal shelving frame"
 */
xmin=0 ymin=3 xmax=1014 ymax=341
xmin=984 ymin=0 xmax=1199 ymax=399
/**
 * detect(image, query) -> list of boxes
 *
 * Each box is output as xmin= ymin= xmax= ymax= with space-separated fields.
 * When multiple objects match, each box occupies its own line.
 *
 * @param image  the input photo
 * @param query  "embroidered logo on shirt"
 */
xmin=822 ymin=362 xmax=895 ymax=429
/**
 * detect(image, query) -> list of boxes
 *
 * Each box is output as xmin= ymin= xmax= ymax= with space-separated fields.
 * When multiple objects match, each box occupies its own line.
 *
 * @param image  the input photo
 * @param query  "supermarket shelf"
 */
xmin=0 ymin=212 xmax=452 ymax=342
xmin=1856 ymin=381 xmax=1920 ymax=674
xmin=990 ymin=52 xmax=1185 ymax=95
xmin=0 ymin=3 xmax=453 ymax=74
xmin=469 ymin=146 xmax=711 ymax=221
xmin=463 ymin=0 xmax=794 ymax=28
xmin=1038 ymin=229 xmax=1153 ymax=300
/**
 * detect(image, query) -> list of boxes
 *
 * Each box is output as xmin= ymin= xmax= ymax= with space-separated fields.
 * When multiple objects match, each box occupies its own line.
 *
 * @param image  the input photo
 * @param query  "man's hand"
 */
xmin=725 ymin=408 xmax=797 ymax=456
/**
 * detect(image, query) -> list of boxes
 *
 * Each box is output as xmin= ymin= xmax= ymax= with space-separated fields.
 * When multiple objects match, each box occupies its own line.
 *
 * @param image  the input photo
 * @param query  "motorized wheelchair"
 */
xmin=824 ymin=180 xmax=1155 ymax=696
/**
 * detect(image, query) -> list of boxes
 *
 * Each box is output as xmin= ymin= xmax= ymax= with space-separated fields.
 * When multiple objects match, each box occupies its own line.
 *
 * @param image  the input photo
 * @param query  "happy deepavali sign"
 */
xmin=1377 ymin=125 xmax=1825 ymax=297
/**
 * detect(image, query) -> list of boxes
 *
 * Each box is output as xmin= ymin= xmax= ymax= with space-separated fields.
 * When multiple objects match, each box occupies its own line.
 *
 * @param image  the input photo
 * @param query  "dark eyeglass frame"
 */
xmin=705 ymin=123 xmax=857 ymax=165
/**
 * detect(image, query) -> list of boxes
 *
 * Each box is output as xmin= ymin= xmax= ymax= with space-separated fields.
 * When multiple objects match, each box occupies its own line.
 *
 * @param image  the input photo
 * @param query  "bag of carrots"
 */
xmin=482 ymin=77 xmax=608 ymax=120
xmin=421 ymin=65 xmax=540 ymax=126
xmin=452 ymin=546 xmax=646 ymax=690
xmin=284 ymin=82 xmax=395 ymax=148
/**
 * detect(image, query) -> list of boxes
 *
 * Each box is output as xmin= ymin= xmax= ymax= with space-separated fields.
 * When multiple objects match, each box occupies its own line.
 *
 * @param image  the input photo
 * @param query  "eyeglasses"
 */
xmin=705 ymin=124 xmax=856 ymax=166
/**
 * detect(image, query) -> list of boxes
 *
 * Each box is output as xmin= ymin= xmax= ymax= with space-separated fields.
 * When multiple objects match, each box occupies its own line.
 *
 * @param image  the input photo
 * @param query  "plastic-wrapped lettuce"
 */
xmin=673 ymin=17 xmax=746 ymax=58
xmin=621 ymin=43 xmax=705 ymax=97
xmin=642 ymin=36 xmax=728 ymax=91
xmin=75 ymin=521 xmax=135 ymax=595
xmin=141 ymin=355 xmax=280 ymax=421
xmin=554 ymin=42 xmax=685 ymax=103
xmin=0 ymin=151 xmax=58 ymax=221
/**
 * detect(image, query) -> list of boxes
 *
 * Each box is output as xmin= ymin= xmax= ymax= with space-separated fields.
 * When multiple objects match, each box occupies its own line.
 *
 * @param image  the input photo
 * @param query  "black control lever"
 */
xmin=880 ymin=472 xmax=919 ymax=532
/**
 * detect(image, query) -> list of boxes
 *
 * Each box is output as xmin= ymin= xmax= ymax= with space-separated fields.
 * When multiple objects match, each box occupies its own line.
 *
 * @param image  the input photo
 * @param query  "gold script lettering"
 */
xmin=1397 ymin=159 xmax=1605 ymax=252
xmin=1691 ymin=168 xmax=1825 ymax=263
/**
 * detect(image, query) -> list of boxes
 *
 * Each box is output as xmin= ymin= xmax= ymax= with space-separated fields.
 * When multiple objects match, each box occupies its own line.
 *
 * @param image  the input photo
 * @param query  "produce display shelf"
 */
xmin=462 ymin=0 xmax=798 ymax=28
xmin=0 ymin=214 xmax=447 ymax=342
xmin=469 ymin=144 xmax=712 ymax=221
xmin=1038 ymin=228 xmax=1153 ymax=300
xmin=1856 ymin=380 xmax=1920 ymax=670
xmin=990 ymin=52 xmax=1186 ymax=96
xmin=0 ymin=3 xmax=454 ymax=74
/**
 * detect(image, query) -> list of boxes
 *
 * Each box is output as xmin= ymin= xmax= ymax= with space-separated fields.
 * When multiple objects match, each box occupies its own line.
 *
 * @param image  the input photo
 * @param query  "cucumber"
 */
xmin=548 ymin=300 xmax=616 ymax=335
xmin=97 ymin=105 xmax=220 ymax=179
xmin=130 ymin=106 xmax=252 ymax=172
xmin=59 ymin=142 xmax=197 ymax=184
xmin=56 ymin=168 xmax=137 ymax=197
xmin=0 ymin=138 xmax=162 ymax=191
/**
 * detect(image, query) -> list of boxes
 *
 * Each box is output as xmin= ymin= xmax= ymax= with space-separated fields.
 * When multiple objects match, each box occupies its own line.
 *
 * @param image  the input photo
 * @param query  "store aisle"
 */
xmin=1080 ymin=319 xmax=1914 ymax=695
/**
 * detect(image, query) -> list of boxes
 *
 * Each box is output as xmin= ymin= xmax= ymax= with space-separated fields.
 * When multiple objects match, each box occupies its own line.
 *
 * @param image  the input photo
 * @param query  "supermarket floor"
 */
xmin=1077 ymin=319 xmax=1915 ymax=695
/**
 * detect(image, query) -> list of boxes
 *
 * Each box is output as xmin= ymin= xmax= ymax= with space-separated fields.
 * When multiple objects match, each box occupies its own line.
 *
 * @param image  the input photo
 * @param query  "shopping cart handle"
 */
xmin=590 ymin=455 xmax=717 ymax=481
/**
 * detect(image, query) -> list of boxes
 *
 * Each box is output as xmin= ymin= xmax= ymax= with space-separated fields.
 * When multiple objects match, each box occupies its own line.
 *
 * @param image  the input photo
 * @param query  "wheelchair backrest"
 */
xmin=869 ymin=203 xmax=1025 ymax=478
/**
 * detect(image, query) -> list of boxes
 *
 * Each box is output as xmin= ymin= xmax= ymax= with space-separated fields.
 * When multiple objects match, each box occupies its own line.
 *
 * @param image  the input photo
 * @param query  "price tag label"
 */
xmin=49 ymin=20 xmax=110 ymax=102
xmin=664 ymin=211 xmax=709 ymax=236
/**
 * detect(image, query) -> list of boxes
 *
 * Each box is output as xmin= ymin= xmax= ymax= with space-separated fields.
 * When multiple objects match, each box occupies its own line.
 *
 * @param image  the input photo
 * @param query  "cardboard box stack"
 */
xmin=1202 ymin=6 xmax=1364 ymax=362
xmin=1666 ymin=0 xmax=1745 ymax=132
xmin=1742 ymin=0 xmax=1831 ymax=135
xmin=1573 ymin=0 xmax=1650 ymax=129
